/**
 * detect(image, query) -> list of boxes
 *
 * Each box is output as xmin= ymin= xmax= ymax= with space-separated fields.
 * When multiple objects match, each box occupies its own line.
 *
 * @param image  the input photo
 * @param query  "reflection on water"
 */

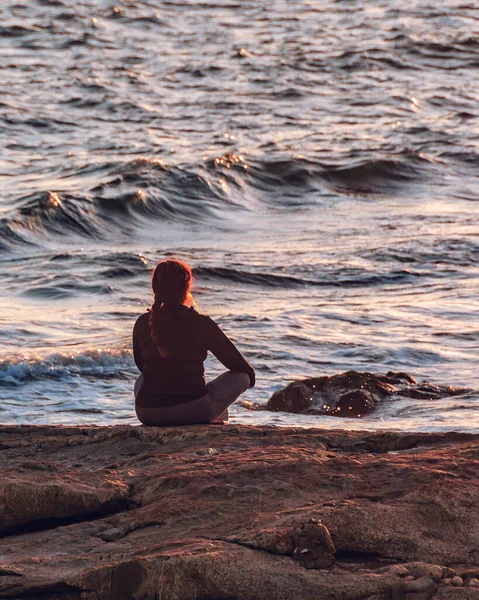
xmin=0 ymin=0 xmax=478 ymax=430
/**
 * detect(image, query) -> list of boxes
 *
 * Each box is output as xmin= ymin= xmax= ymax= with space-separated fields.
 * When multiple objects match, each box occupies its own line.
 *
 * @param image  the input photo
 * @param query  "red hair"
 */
xmin=149 ymin=259 xmax=194 ymax=350
xmin=151 ymin=259 xmax=193 ymax=306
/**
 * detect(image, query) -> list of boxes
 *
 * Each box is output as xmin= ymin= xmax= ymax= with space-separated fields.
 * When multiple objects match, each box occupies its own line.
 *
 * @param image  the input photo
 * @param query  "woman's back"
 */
xmin=133 ymin=258 xmax=254 ymax=426
xmin=134 ymin=305 xmax=208 ymax=407
xmin=134 ymin=304 xmax=254 ymax=408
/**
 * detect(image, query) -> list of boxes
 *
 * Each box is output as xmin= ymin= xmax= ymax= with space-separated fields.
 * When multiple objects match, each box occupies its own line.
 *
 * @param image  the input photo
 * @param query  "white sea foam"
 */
xmin=0 ymin=0 xmax=478 ymax=430
xmin=0 ymin=350 xmax=136 ymax=386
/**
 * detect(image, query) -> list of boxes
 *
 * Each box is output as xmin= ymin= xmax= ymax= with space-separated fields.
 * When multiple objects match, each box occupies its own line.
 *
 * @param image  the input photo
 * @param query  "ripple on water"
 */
xmin=0 ymin=0 xmax=478 ymax=429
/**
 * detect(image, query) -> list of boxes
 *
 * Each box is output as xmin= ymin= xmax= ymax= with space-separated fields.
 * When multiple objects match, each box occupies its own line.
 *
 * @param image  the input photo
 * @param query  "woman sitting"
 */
xmin=133 ymin=258 xmax=255 ymax=426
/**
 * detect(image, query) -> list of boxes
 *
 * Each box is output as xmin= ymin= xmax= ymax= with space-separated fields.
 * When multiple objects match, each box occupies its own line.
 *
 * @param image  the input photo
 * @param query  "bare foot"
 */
xmin=210 ymin=409 xmax=229 ymax=424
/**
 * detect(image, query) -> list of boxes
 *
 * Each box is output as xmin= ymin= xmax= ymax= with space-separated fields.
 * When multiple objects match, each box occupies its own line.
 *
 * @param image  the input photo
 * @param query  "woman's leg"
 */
xmin=135 ymin=371 xmax=250 ymax=426
xmin=136 ymin=404 xmax=168 ymax=426
xmin=134 ymin=374 xmax=144 ymax=399
xmin=205 ymin=371 xmax=250 ymax=421
xmin=136 ymin=394 xmax=214 ymax=426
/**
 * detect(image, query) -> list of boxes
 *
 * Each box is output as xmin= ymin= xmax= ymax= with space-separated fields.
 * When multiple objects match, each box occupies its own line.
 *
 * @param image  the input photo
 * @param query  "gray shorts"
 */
xmin=135 ymin=370 xmax=250 ymax=426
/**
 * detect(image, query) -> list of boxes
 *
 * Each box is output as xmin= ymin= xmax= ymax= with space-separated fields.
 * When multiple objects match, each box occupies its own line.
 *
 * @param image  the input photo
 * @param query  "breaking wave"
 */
xmin=0 ymin=350 xmax=135 ymax=386
xmin=1 ymin=152 xmax=435 ymax=250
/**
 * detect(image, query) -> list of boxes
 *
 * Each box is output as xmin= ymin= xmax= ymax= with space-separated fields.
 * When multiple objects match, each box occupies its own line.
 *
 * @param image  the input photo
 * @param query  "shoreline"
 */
xmin=1 ymin=424 xmax=478 ymax=599
xmin=2 ymin=369 xmax=477 ymax=433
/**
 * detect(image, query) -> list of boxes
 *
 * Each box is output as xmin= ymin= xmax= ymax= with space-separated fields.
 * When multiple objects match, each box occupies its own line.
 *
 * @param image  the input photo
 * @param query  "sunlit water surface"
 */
xmin=0 ymin=0 xmax=478 ymax=431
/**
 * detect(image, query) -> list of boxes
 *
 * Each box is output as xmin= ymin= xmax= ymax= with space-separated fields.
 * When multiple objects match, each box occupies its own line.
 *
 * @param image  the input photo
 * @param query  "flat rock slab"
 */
xmin=0 ymin=424 xmax=478 ymax=600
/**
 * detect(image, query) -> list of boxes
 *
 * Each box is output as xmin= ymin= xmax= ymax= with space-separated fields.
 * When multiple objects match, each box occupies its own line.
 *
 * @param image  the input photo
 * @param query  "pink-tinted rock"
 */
xmin=435 ymin=589 xmax=479 ymax=599
xmin=0 ymin=424 xmax=477 ymax=600
xmin=0 ymin=478 xmax=129 ymax=533
xmin=292 ymin=520 xmax=335 ymax=569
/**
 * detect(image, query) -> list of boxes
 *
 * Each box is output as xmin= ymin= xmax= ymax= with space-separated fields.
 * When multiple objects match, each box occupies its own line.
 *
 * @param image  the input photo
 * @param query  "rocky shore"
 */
xmin=0 ymin=424 xmax=478 ymax=600
xmin=266 ymin=371 xmax=471 ymax=417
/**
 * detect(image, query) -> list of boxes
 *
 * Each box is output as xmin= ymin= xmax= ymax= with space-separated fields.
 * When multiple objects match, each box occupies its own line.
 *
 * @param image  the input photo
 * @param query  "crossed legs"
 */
xmin=135 ymin=371 xmax=250 ymax=426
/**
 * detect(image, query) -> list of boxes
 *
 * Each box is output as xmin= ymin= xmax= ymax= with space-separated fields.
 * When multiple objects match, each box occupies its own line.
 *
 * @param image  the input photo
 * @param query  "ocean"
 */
xmin=0 ymin=0 xmax=478 ymax=431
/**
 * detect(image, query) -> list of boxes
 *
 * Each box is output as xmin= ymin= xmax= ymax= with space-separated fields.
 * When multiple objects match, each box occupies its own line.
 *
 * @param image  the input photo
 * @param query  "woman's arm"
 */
xmin=132 ymin=316 xmax=145 ymax=373
xmin=205 ymin=317 xmax=255 ymax=387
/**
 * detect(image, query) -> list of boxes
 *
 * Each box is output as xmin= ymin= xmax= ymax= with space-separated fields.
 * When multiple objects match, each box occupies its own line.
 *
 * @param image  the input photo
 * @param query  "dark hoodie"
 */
xmin=133 ymin=304 xmax=255 ymax=408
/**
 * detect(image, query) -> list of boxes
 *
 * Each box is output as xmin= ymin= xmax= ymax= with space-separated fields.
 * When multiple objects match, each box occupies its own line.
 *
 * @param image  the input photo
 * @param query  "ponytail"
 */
xmin=148 ymin=259 xmax=194 ymax=348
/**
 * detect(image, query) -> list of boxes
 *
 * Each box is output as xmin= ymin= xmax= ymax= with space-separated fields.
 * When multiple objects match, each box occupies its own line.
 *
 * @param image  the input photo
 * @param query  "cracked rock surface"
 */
xmin=0 ymin=424 xmax=478 ymax=599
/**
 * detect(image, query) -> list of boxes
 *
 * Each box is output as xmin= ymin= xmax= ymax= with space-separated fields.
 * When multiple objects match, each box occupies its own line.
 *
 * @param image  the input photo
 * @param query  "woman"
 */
xmin=133 ymin=258 xmax=255 ymax=426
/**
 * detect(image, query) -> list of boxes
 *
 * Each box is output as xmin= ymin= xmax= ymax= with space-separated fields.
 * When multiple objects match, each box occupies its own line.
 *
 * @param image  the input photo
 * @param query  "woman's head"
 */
xmin=151 ymin=259 xmax=194 ymax=307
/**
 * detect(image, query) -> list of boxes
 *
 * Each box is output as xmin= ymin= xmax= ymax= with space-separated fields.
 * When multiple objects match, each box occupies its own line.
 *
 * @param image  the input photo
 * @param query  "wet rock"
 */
xmin=267 ymin=370 xmax=470 ymax=417
xmin=267 ymin=381 xmax=315 ymax=413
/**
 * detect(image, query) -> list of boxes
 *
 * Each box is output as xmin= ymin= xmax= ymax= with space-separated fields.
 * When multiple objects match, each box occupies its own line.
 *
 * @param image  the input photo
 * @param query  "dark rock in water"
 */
xmin=0 ymin=425 xmax=478 ymax=600
xmin=334 ymin=388 xmax=377 ymax=416
xmin=267 ymin=370 xmax=470 ymax=417
xmin=267 ymin=381 xmax=316 ymax=414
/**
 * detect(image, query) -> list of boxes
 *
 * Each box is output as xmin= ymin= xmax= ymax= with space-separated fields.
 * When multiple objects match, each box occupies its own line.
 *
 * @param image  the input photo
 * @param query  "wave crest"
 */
xmin=2 ymin=151 xmax=434 ymax=250
xmin=0 ymin=350 xmax=135 ymax=386
xmin=195 ymin=266 xmax=421 ymax=288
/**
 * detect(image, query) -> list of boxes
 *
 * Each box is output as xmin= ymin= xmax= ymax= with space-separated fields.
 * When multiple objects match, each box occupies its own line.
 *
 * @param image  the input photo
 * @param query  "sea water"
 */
xmin=0 ymin=0 xmax=478 ymax=431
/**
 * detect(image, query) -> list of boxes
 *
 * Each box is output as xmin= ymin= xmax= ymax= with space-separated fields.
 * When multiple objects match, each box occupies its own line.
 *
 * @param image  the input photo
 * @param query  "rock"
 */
xmin=227 ymin=520 xmax=335 ymax=569
xmin=292 ymin=520 xmax=335 ymax=569
xmin=266 ymin=370 xmax=471 ymax=417
xmin=429 ymin=565 xmax=443 ymax=580
xmin=469 ymin=579 xmax=479 ymax=588
xmin=442 ymin=567 xmax=457 ymax=578
xmin=156 ymin=542 xmax=399 ymax=600
xmin=0 ymin=424 xmax=478 ymax=600
xmin=0 ymin=565 xmax=22 ymax=576
xmin=403 ymin=576 xmax=436 ymax=594
xmin=393 ymin=562 xmax=444 ymax=582
xmin=231 ymin=527 xmax=295 ymax=555
xmin=460 ymin=569 xmax=479 ymax=580
xmin=0 ymin=478 xmax=130 ymax=533
xmin=434 ymin=589 xmax=479 ymax=599
xmin=452 ymin=576 xmax=464 ymax=587
xmin=267 ymin=381 xmax=315 ymax=413
xmin=335 ymin=389 xmax=377 ymax=417
xmin=389 ymin=565 xmax=409 ymax=577
xmin=403 ymin=563 xmax=430 ymax=579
